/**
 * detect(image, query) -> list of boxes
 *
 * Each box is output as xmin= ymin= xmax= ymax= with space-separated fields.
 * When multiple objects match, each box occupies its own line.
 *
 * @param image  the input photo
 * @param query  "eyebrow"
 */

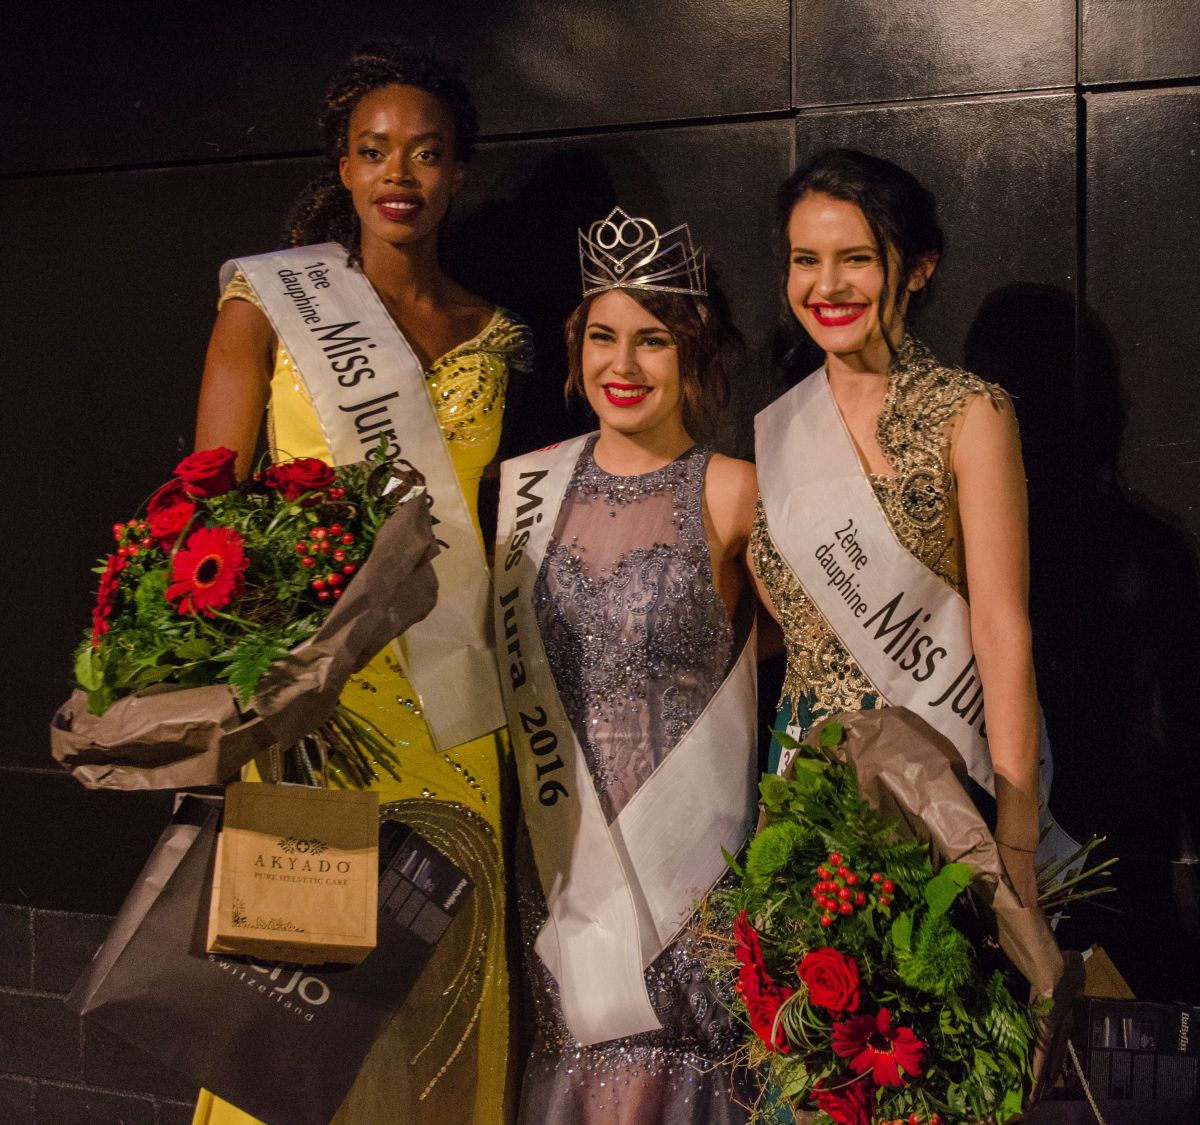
xmin=790 ymin=245 xmax=877 ymax=255
xmin=587 ymin=321 xmax=673 ymax=336
xmin=353 ymin=129 xmax=446 ymax=144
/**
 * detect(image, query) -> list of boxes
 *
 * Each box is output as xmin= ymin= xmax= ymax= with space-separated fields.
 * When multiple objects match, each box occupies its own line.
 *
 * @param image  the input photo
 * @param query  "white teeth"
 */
xmin=815 ymin=305 xmax=862 ymax=317
xmin=380 ymin=201 xmax=417 ymax=212
xmin=607 ymin=386 xmax=649 ymax=399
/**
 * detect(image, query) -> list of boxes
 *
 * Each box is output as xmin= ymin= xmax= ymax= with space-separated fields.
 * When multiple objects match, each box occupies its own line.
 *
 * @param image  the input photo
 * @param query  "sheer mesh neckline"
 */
xmin=580 ymin=436 xmax=700 ymax=484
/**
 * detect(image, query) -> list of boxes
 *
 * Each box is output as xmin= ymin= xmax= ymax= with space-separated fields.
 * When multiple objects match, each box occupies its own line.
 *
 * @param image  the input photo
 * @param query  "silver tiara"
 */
xmin=579 ymin=207 xmax=708 ymax=298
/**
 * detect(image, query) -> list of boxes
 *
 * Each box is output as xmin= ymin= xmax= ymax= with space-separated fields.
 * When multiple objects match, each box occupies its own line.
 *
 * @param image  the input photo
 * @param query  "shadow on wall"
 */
xmin=966 ymin=284 xmax=1200 ymax=1003
xmin=445 ymin=148 xmax=619 ymax=459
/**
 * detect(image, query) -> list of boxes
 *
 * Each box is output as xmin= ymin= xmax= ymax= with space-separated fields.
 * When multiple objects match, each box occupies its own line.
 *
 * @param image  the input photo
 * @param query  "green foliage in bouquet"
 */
xmin=74 ymin=444 xmax=406 ymax=725
xmin=717 ymin=723 xmax=1052 ymax=1125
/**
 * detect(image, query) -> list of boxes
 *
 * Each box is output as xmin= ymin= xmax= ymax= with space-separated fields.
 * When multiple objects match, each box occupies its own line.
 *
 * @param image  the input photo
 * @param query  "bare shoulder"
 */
xmin=704 ymin=453 xmax=758 ymax=543
xmin=706 ymin=452 xmax=757 ymax=494
xmin=955 ymin=388 xmax=1022 ymax=475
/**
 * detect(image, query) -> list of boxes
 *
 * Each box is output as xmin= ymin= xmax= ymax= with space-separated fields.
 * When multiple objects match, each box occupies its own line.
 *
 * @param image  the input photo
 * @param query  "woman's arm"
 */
xmin=194 ymin=297 xmax=276 ymax=479
xmin=703 ymin=454 xmax=760 ymax=620
xmin=954 ymin=393 xmax=1041 ymax=907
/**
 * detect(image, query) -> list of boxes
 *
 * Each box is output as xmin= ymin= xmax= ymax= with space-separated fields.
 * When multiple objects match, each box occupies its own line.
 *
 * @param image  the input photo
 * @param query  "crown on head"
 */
xmin=578 ymin=207 xmax=707 ymax=298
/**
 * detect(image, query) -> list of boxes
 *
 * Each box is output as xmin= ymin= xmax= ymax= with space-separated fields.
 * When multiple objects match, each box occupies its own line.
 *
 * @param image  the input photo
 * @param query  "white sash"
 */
xmin=223 ymin=246 xmax=503 ymax=750
xmin=495 ymin=437 xmax=757 ymax=1046
xmin=757 ymin=369 xmax=1076 ymax=864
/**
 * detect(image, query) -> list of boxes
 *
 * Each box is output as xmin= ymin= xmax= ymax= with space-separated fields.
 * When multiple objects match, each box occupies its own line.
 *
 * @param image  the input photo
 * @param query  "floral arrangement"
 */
xmin=716 ymin=723 xmax=1106 ymax=1125
xmin=72 ymin=445 xmax=410 ymax=782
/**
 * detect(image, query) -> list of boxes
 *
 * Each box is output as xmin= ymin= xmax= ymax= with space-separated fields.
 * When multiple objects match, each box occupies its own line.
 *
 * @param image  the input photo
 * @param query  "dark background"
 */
xmin=2 ymin=1 xmax=1198 ymax=1120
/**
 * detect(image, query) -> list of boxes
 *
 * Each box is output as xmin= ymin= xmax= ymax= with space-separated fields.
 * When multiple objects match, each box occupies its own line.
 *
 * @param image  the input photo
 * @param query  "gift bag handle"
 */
xmin=266 ymin=739 xmax=331 ymax=788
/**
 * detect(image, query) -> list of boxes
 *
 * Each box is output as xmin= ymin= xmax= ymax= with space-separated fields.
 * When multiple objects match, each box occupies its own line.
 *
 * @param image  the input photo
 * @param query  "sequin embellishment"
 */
xmin=751 ymin=335 xmax=1011 ymax=725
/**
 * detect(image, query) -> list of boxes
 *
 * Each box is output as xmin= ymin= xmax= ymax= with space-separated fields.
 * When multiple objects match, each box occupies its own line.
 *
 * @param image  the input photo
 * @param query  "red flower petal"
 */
xmin=166 ymin=526 xmax=247 ymax=617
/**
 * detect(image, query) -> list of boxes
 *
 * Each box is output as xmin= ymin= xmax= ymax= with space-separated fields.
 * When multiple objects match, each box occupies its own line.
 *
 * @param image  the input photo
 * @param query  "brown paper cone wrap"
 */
xmin=50 ymin=479 xmax=439 ymax=790
xmin=791 ymin=708 xmax=1083 ymax=1111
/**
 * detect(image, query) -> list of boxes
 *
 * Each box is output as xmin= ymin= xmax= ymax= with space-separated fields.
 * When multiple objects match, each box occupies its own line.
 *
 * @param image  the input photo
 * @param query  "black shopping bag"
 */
xmin=70 ymin=797 xmax=472 ymax=1125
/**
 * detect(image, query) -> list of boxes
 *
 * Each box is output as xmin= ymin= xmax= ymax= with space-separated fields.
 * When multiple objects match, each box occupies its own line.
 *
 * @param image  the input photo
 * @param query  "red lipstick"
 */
xmin=809 ymin=303 xmax=868 ymax=327
xmin=602 ymin=382 xmax=651 ymax=408
xmin=373 ymin=193 xmax=423 ymax=223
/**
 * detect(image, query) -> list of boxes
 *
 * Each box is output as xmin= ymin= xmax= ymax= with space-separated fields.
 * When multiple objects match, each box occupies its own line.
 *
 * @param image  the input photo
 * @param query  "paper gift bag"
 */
xmin=72 ymin=800 xmax=475 ymax=1125
xmin=207 ymin=781 xmax=379 ymax=964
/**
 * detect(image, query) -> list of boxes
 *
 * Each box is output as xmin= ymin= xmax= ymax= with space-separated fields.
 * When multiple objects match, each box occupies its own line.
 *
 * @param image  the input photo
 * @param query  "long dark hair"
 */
xmin=776 ymin=148 xmax=944 ymax=377
xmin=285 ymin=41 xmax=479 ymax=252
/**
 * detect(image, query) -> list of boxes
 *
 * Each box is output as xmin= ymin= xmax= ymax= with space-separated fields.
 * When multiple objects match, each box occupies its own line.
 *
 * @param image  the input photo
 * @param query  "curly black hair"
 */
xmin=285 ymin=41 xmax=479 ymax=251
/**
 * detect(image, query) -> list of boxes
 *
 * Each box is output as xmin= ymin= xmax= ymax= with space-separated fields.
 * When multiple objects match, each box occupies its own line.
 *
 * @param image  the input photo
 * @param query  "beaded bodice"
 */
xmin=752 ymin=335 xmax=1009 ymax=727
xmin=534 ymin=438 xmax=732 ymax=823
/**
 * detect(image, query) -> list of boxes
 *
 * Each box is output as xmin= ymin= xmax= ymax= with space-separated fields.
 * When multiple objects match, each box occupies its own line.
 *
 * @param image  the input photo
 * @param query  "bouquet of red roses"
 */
xmin=51 ymin=446 xmax=438 ymax=789
xmin=714 ymin=712 xmax=1095 ymax=1125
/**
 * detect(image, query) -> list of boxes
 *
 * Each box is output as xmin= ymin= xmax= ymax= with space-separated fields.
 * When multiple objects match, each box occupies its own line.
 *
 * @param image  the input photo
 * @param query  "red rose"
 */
xmin=734 ymin=911 xmax=794 ymax=1052
xmin=734 ymin=909 xmax=767 ymax=970
xmin=261 ymin=457 xmax=335 ymax=502
xmin=146 ymin=479 xmax=196 ymax=549
xmin=173 ymin=447 xmax=237 ymax=498
xmin=739 ymin=963 xmax=794 ymax=1052
xmin=813 ymin=1075 xmax=874 ymax=1125
xmin=798 ymin=947 xmax=861 ymax=1013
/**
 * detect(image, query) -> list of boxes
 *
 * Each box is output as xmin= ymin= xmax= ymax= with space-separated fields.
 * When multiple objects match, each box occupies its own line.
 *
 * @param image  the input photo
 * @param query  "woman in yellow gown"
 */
xmin=191 ymin=42 xmax=531 ymax=1125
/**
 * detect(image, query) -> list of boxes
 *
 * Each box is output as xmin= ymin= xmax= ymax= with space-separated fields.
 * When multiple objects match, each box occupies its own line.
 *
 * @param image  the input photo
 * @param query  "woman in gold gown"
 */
xmin=190 ymin=42 xmax=531 ymax=1125
xmin=752 ymin=148 xmax=1044 ymax=909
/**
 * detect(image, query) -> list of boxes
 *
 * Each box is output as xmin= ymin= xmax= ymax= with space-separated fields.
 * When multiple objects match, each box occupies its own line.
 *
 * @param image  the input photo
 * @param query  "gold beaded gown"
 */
xmin=752 ymin=336 xmax=1010 ymax=747
xmin=191 ymin=274 xmax=532 ymax=1125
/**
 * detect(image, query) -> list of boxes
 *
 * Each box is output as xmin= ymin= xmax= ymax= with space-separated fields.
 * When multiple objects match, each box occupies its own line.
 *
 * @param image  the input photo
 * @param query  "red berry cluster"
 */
xmin=882 ymin=1115 xmax=941 ymax=1125
xmin=112 ymin=520 xmax=154 ymax=558
xmin=809 ymin=852 xmax=896 ymax=928
xmin=296 ymin=521 xmax=358 ymax=602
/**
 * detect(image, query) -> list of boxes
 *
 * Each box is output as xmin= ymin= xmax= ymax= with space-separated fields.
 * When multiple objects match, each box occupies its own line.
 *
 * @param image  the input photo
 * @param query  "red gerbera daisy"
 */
xmin=166 ymin=526 xmax=248 ymax=617
xmin=832 ymin=1007 xmax=926 ymax=1087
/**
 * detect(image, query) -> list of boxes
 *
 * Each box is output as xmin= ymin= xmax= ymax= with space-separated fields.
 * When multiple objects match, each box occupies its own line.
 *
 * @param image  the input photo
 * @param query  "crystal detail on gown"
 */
xmin=517 ymin=437 xmax=749 ymax=1124
xmin=751 ymin=334 xmax=1011 ymax=728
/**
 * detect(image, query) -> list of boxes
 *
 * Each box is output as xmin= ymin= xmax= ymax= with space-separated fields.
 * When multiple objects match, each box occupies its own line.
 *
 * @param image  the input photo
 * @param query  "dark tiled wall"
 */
xmin=3 ymin=1 xmax=1199 ymax=1115
xmin=0 ymin=905 xmax=195 ymax=1122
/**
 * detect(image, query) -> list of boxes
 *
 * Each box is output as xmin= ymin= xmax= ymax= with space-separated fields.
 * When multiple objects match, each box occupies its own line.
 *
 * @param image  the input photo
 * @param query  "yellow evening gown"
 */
xmin=192 ymin=275 xmax=532 ymax=1125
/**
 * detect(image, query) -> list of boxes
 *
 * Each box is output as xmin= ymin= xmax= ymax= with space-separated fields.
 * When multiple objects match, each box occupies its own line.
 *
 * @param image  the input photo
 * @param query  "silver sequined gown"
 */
xmin=516 ymin=437 xmax=751 ymax=1125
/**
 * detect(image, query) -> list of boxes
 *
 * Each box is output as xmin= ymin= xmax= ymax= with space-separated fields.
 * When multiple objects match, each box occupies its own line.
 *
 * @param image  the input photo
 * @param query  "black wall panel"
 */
xmin=1086 ymin=88 xmax=1200 ymax=551
xmin=793 ymin=0 xmax=1074 ymax=107
xmin=0 ymin=775 xmax=173 ymax=914
xmin=791 ymin=95 xmax=1076 ymax=366
xmin=0 ymin=157 xmax=319 ymax=770
xmin=2 ymin=0 xmax=790 ymax=176
xmin=1082 ymin=0 xmax=1200 ymax=85
xmin=1057 ymin=86 xmax=1200 ymax=1001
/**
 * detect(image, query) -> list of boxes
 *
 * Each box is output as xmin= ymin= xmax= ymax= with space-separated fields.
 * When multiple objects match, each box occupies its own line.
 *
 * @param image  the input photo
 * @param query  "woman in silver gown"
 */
xmin=509 ymin=211 xmax=759 ymax=1125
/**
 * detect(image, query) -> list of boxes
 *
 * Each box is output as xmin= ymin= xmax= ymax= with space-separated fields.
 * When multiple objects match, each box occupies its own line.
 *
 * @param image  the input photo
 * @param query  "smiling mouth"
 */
xmin=374 ymin=197 xmax=423 ymax=221
xmin=809 ymin=303 xmax=868 ymax=326
xmin=603 ymin=383 xmax=651 ymax=407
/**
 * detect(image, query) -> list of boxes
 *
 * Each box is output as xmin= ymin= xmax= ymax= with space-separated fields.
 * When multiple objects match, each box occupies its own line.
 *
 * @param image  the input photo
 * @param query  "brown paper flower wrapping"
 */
xmin=49 ymin=481 xmax=439 ymax=791
xmin=793 ymin=707 xmax=1085 ymax=1110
